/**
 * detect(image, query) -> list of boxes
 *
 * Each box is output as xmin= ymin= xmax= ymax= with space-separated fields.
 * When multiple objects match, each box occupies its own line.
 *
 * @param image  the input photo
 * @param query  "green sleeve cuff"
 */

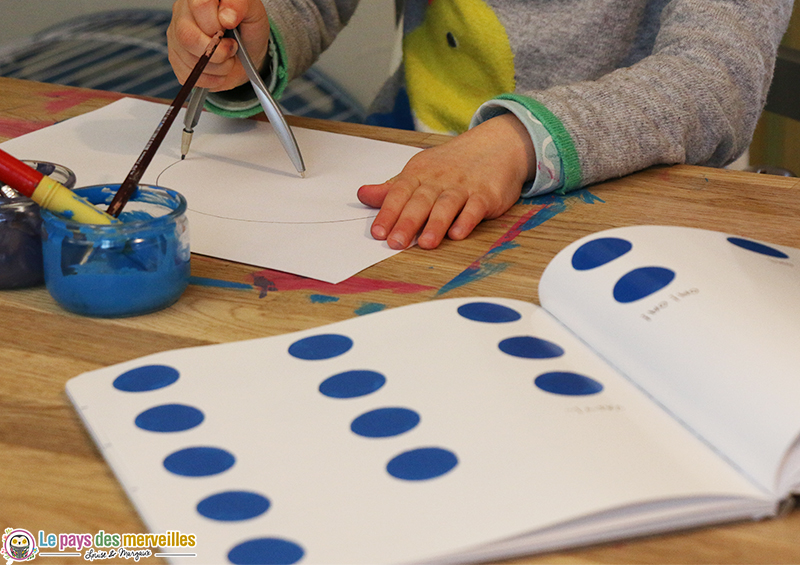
xmin=204 ymin=22 xmax=290 ymax=119
xmin=494 ymin=93 xmax=582 ymax=193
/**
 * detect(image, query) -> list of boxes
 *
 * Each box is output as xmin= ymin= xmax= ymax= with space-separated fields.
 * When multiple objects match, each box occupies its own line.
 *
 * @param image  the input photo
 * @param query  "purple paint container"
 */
xmin=0 ymin=161 xmax=76 ymax=289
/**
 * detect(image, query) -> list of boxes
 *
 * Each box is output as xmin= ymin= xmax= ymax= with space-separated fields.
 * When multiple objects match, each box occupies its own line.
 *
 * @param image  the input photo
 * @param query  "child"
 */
xmin=167 ymin=0 xmax=793 ymax=249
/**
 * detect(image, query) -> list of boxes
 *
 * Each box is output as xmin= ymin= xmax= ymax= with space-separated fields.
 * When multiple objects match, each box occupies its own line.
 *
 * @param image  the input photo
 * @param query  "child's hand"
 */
xmin=357 ymin=113 xmax=536 ymax=249
xmin=167 ymin=0 xmax=269 ymax=91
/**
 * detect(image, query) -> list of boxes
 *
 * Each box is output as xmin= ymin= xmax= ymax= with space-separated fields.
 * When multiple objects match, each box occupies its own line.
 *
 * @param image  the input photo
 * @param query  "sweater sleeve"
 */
xmin=206 ymin=0 xmax=360 ymax=117
xmin=478 ymin=0 xmax=794 ymax=191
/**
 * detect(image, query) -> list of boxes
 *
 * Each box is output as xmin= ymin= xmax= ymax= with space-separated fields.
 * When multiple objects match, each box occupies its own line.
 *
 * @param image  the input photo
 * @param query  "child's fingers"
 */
xmin=418 ymin=190 xmax=469 ymax=249
xmin=367 ymin=177 xmax=418 ymax=241
xmin=448 ymin=195 xmax=490 ymax=241
xmin=383 ymin=183 xmax=445 ymax=249
xmin=356 ymin=182 xmax=392 ymax=209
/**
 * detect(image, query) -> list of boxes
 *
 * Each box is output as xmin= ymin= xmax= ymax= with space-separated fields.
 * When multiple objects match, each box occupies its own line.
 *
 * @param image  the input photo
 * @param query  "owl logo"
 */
xmin=1 ymin=528 xmax=37 ymax=562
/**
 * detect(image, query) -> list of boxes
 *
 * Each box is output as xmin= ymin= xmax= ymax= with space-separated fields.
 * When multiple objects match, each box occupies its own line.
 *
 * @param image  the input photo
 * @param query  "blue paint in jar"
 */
xmin=40 ymin=184 xmax=190 ymax=317
xmin=0 ymin=161 xmax=76 ymax=289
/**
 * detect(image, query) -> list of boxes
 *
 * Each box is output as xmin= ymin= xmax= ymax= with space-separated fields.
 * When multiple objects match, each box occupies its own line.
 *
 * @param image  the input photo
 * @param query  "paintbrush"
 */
xmin=106 ymin=31 xmax=223 ymax=217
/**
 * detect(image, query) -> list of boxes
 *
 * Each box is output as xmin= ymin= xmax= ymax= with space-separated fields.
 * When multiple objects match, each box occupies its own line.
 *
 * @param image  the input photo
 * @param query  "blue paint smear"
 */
xmin=354 ymin=302 xmax=386 ymax=316
xmin=309 ymin=294 xmax=339 ymax=303
xmin=228 ymin=538 xmax=304 ymax=565
xmin=189 ymin=276 xmax=253 ymax=290
xmin=438 ymin=190 xmax=603 ymax=295
xmin=387 ymin=447 xmax=458 ymax=481
xmin=197 ymin=491 xmax=270 ymax=521
xmin=613 ymin=266 xmax=675 ymax=303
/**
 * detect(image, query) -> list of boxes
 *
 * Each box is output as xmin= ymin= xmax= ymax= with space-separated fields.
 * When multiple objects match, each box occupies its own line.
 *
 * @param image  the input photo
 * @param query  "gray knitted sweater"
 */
xmin=210 ymin=0 xmax=793 ymax=193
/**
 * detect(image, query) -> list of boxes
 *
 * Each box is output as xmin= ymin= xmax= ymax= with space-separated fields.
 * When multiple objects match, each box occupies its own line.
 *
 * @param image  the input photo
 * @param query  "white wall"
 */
xmin=0 ymin=0 xmax=397 ymax=108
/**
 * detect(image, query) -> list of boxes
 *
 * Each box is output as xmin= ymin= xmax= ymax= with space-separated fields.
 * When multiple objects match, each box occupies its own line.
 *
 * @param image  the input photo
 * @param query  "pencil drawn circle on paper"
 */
xmin=571 ymin=237 xmax=633 ymax=270
xmin=727 ymin=236 xmax=789 ymax=259
xmin=534 ymin=372 xmax=604 ymax=396
xmin=227 ymin=537 xmax=304 ymax=565
xmin=197 ymin=491 xmax=271 ymax=521
xmin=613 ymin=266 xmax=675 ymax=303
xmin=457 ymin=301 xmax=522 ymax=323
xmin=113 ymin=364 xmax=180 ymax=392
xmin=156 ymin=160 xmax=377 ymax=225
xmin=134 ymin=403 xmax=205 ymax=432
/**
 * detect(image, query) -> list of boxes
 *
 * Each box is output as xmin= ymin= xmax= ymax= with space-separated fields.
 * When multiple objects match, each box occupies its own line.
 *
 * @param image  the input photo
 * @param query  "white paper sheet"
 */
xmin=0 ymin=97 xmax=422 ymax=283
xmin=66 ymin=296 xmax=764 ymax=564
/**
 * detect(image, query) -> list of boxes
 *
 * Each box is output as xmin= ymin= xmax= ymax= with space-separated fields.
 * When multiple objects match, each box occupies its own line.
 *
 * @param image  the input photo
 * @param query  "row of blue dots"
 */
xmin=569 ymin=235 xmax=787 ymax=303
xmin=287 ymin=334 xmax=460 ymax=480
xmin=114 ymin=365 xmax=305 ymax=564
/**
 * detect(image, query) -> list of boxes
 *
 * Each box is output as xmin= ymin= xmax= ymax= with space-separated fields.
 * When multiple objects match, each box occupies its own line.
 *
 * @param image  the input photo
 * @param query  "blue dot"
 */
xmin=113 ymin=365 xmax=179 ymax=392
xmin=227 ymin=538 xmax=304 ymax=565
xmin=319 ymin=370 xmax=386 ymax=398
xmin=351 ymin=407 xmax=420 ymax=438
xmin=613 ymin=266 xmax=675 ymax=303
xmin=134 ymin=404 xmax=204 ymax=432
xmin=387 ymin=447 xmax=458 ymax=481
xmin=727 ymin=237 xmax=788 ymax=259
xmin=535 ymin=372 xmax=604 ymax=396
xmin=288 ymin=334 xmax=353 ymax=360
xmin=571 ymin=237 xmax=633 ymax=270
xmin=163 ymin=447 xmax=235 ymax=477
xmin=197 ymin=491 xmax=270 ymax=521
xmin=457 ymin=302 xmax=522 ymax=323
xmin=499 ymin=336 xmax=564 ymax=359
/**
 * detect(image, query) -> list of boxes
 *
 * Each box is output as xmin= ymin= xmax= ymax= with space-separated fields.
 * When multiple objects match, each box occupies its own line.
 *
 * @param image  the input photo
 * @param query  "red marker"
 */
xmin=0 ymin=148 xmax=118 ymax=224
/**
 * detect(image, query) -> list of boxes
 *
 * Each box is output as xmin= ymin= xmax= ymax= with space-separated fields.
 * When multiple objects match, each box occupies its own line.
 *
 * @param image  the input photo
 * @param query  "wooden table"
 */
xmin=2 ymin=76 xmax=799 ymax=564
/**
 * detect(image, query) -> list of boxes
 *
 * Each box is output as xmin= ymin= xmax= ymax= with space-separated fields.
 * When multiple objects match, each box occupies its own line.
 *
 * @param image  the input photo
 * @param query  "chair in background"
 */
xmin=0 ymin=9 xmax=366 ymax=123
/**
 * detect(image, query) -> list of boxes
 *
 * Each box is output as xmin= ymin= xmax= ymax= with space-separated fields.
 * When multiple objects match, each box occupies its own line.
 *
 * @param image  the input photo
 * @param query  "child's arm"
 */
xmin=357 ymin=113 xmax=536 ymax=250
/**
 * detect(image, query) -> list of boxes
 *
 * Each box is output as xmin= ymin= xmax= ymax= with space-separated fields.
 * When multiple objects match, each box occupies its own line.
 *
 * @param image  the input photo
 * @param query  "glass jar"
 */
xmin=0 ymin=161 xmax=76 ymax=289
xmin=40 ymin=184 xmax=190 ymax=317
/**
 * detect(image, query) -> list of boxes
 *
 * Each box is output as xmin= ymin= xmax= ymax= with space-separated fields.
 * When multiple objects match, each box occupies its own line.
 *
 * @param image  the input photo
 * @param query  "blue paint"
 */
xmin=438 ymin=191 xmax=604 ymax=295
xmin=197 ymin=491 xmax=270 ymax=521
xmin=113 ymin=365 xmax=180 ymax=392
xmin=727 ymin=237 xmax=788 ymax=259
xmin=227 ymin=538 xmax=304 ymax=565
xmin=387 ymin=447 xmax=458 ymax=481
xmin=40 ymin=185 xmax=190 ymax=318
xmin=288 ymin=333 xmax=353 ymax=360
xmin=571 ymin=237 xmax=632 ymax=270
xmin=309 ymin=294 xmax=339 ymax=303
xmin=351 ymin=407 xmax=420 ymax=438
xmin=499 ymin=336 xmax=564 ymax=359
xmin=613 ymin=266 xmax=675 ymax=303
xmin=354 ymin=302 xmax=386 ymax=316
xmin=134 ymin=403 xmax=204 ymax=432
xmin=457 ymin=301 xmax=521 ymax=323
xmin=319 ymin=370 xmax=386 ymax=398
xmin=535 ymin=372 xmax=604 ymax=396
xmin=163 ymin=446 xmax=235 ymax=477
xmin=189 ymin=276 xmax=253 ymax=290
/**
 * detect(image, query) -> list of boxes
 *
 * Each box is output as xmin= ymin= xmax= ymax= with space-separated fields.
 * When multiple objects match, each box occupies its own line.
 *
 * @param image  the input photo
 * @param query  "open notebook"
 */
xmin=66 ymin=225 xmax=800 ymax=564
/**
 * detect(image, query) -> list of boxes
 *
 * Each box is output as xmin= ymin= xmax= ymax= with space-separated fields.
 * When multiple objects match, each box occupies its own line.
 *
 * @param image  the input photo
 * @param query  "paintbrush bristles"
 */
xmin=106 ymin=31 xmax=224 ymax=218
